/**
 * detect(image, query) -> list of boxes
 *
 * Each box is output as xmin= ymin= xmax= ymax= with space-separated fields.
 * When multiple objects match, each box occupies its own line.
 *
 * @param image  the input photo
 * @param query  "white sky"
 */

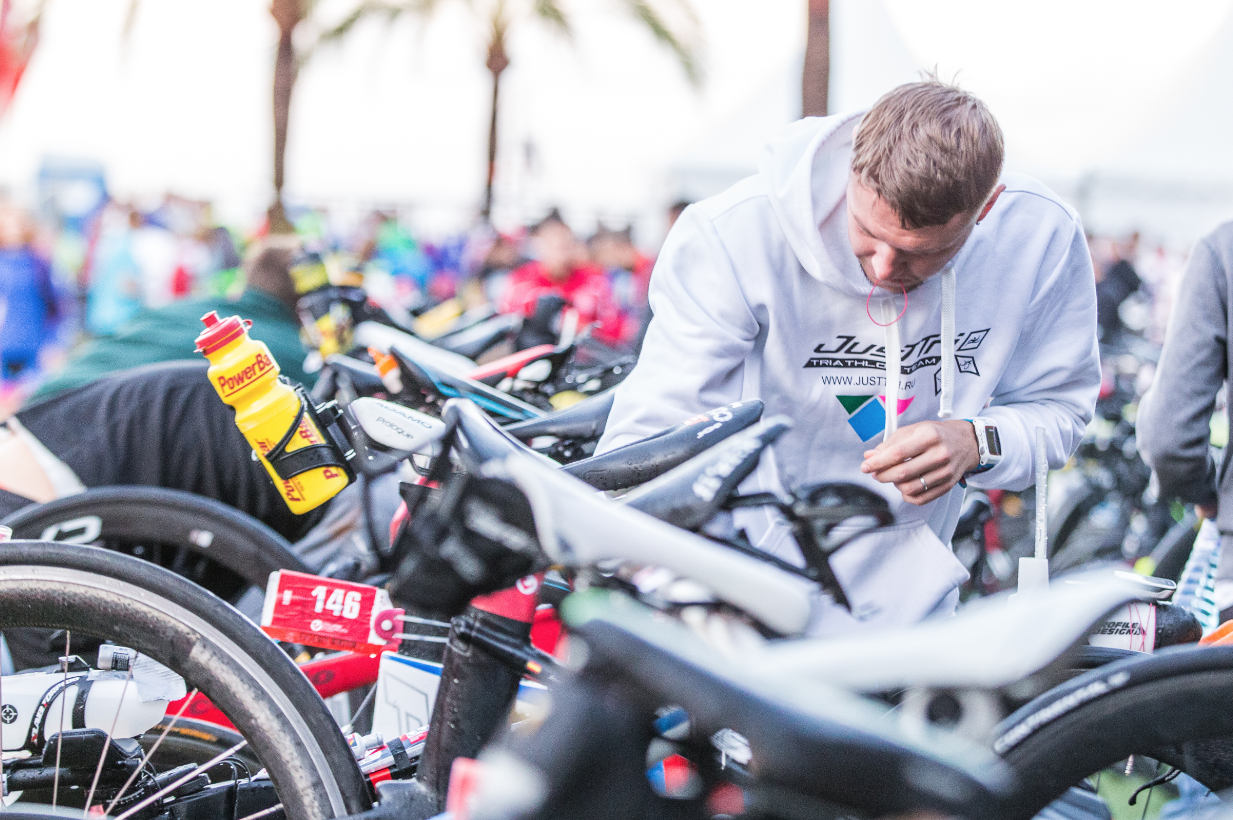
xmin=3 ymin=0 xmax=1233 ymax=242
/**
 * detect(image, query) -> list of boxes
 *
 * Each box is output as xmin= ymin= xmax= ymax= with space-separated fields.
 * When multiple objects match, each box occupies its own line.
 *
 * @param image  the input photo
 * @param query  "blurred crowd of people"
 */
xmin=0 ymin=176 xmax=1200 ymax=422
xmin=0 ymin=193 xmax=694 ymax=414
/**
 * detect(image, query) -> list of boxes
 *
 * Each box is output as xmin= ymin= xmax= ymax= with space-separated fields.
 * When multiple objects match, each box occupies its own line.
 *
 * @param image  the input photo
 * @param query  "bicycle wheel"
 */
xmin=0 ymin=486 xmax=310 ymax=604
xmin=995 ymin=646 xmax=1233 ymax=818
xmin=0 ymin=541 xmax=371 ymax=819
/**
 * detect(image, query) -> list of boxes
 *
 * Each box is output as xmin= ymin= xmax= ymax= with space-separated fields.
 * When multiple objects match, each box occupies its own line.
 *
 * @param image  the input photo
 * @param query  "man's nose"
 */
xmin=868 ymin=246 xmax=899 ymax=282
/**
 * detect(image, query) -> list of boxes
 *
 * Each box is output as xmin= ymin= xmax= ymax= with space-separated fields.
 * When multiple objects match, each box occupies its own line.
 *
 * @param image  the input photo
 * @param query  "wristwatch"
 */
xmin=969 ymin=417 xmax=1002 ymax=470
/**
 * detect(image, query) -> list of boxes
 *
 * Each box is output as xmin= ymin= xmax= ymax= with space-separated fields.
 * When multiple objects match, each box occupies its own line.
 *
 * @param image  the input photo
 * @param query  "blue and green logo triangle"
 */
xmin=836 ymin=395 xmax=914 ymax=442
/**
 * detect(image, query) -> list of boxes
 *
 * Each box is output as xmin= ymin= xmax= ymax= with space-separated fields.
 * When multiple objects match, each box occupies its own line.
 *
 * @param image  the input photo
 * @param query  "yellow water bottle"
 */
xmin=195 ymin=311 xmax=351 ymax=514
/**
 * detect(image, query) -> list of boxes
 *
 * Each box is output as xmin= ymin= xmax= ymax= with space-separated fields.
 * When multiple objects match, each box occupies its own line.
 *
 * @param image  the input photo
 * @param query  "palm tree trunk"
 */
xmin=269 ymin=0 xmax=301 ymax=234
xmin=802 ymin=0 xmax=829 ymax=118
xmin=481 ymin=70 xmax=501 ymax=221
xmin=482 ymin=34 xmax=509 ymax=223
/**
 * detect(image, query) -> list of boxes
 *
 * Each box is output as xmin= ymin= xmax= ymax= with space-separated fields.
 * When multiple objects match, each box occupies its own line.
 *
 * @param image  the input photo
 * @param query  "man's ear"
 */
xmin=976 ymin=184 xmax=1006 ymax=224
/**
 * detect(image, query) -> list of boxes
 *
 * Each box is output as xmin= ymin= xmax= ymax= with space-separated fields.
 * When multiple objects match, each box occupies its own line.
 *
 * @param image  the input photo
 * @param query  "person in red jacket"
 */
xmin=499 ymin=210 xmax=627 ymax=347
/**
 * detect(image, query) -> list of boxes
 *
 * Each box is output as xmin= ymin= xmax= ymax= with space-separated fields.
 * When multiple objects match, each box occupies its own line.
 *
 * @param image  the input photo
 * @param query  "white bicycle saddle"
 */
xmin=350 ymin=397 xmax=448 ymax=453
xmin=499 ymin=452 xmax=814 ymax=637
xmin=757 ymin=574 xmax=1144 ymax=691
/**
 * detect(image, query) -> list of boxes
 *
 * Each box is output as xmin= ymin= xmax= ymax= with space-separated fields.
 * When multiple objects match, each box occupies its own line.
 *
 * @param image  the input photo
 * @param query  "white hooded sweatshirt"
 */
xmin=597 ymin=113 xmax=1101 ymax=635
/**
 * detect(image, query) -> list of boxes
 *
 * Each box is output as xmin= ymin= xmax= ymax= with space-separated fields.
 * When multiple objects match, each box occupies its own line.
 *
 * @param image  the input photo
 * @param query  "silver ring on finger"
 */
xmin=919 ymin=476 xmax=929 ymax=492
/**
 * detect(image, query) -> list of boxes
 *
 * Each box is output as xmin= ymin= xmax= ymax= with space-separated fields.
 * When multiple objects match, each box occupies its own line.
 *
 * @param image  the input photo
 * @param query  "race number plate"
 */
xmin=261 ymin=570 xmax=403 ymax=653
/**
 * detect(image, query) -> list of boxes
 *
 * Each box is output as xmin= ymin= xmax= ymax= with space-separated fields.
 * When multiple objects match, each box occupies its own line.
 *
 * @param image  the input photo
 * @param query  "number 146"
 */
xmin=311 ymin=585 xmax=362 ymax=619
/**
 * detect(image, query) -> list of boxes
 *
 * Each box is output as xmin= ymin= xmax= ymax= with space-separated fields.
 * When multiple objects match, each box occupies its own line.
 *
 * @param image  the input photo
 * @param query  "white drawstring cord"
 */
xmin=938 ymin=265 xmax=956 ymax=418
xmin=881 ymin=300 xmax=901 ymax=440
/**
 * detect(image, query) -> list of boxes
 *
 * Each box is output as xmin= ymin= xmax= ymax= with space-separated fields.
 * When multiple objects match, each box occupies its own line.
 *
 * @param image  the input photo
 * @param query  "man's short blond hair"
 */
xmin=851 ymin=78 xmax=1004 ymax=229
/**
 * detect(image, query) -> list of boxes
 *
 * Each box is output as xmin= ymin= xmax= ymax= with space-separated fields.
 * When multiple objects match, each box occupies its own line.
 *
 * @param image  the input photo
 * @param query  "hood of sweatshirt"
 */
xmin=758 ymin=112 xmax=870 ymax=296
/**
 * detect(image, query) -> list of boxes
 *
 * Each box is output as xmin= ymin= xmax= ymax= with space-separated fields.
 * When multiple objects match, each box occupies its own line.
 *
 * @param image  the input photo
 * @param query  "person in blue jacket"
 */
xmin=0 ymin=205 xmax=59 ymax=381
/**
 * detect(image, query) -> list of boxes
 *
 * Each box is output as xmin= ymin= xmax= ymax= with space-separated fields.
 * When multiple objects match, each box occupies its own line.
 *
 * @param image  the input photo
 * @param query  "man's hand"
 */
xmin=860 ymin=420 xmax=981 ymax=505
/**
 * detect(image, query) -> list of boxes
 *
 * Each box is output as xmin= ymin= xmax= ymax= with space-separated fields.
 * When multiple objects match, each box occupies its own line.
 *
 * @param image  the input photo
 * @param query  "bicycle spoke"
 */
xmin=103 ymin=688 xmax=201 ymax=816
xmin=1138 ymin=759 xmax=1160 ymax=820
xmin=170 ymin=546 xmax=190 ymax=576
xmin=52 ymin=629 xmax=71 ymax=808
xmin=192 ymin=555 xmax=211 ymax=585
xmin=235 ymin=802 xmax=284 ymax=820
xmin=340 ymin=686 xmax=377 ymax=735
xmin=113 ymin=738 xmax=248 ymax=820
xmin=82 ymin=652 xmax=137 ymax=817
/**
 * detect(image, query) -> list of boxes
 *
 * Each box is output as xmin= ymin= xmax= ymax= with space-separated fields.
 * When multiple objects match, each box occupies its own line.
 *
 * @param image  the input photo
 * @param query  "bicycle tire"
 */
xmin=994 ymin=645 xmax=1233 ymax=818
xmin=141 ymin=718 xmax=262 ymax=777
xmin=0 ymin=486 xmax=310 ymax=603
xmin=0 ymin=541 xmax=372 ymax=819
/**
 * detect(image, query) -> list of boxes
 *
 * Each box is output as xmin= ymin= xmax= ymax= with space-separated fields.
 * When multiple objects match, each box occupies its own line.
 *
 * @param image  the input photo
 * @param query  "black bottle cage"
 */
xmin=265 ymin=384 xmax=356 ymax=483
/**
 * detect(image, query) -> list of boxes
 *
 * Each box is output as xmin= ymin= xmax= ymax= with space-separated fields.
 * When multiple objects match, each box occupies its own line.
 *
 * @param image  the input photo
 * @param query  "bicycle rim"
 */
xmin=0 ymin=542 xmax=371 ymax=819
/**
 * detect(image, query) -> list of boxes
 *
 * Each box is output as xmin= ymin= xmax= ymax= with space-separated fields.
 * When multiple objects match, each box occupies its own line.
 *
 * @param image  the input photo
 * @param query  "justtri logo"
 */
xmin=837 ymin=395 xmax=914 ymax=442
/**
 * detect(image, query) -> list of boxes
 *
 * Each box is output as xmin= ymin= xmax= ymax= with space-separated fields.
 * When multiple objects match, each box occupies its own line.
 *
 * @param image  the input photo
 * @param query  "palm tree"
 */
xmin=269 ymin=0 xmax=305 ymax=233
xmin=315 ymin=0 xmax=702 ymax=221
xmin=122 ymin=0 xmax=308 ymax=233
xmin=801 ymin=0 xmax=828 ymax=117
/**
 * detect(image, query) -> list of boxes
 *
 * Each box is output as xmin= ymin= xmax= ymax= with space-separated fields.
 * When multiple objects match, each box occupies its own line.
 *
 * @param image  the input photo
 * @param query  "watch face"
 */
xmin=984 ymin=425 xmax=1002 ymax=456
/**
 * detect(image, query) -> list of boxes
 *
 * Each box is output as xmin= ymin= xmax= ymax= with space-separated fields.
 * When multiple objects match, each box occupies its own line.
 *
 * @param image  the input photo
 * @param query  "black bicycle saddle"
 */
xmin=444 ymin=398 xmax=764 ymax=496
xmin=319 ymin=354 xmax=387 ymax=397
xmin=620 ymin=417 xmax=791 ymax=531
xmin=504 ymin=389 xmax=617 ymax=442
xmin=434 ymin=313 xmax=521 ymax=360
xmin=562 ymin=400 xmax=764 ymax=491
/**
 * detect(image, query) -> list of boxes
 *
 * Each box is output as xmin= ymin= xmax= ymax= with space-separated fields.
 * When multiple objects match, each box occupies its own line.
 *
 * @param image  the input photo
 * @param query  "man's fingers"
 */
xmin=861 ymin=439 xmax=920 ymax=473
xmin=861 ymin=423 xmax=944 ymax=473
xmin=898 ymin=483 xmax=953 ymax=506
xmin=870 ymin=448 xmax=950 ymax=485
xmin=895 ymin=465 xmax=959 ymax=506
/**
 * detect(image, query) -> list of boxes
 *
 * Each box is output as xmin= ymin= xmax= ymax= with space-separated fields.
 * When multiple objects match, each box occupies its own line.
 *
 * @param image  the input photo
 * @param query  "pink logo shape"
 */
xmin=878 ymin=395 xmax=915 ymax=416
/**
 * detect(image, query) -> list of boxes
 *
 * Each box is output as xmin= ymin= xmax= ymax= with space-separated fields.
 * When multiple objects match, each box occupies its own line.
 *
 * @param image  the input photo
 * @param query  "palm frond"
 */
xmin=303 ymin=0 xmax=440 ymax=62
xmin=533 ymin=0 xmax=571 ymax=37
xmin=120 ymin=0 xmax=141 ymax=49
xmin=623 ymin=0 xmax=702 ymax=86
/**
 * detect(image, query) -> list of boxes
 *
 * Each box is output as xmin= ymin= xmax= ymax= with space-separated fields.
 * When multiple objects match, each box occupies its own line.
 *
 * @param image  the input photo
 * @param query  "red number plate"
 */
xmin=260 ymin=570 xmax=402 ymax=653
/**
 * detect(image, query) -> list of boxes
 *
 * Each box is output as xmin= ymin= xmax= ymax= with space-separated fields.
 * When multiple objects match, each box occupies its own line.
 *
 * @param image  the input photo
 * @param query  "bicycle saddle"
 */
xmin=503 ymin=389 xmax=616 ymax=442
xmin=320 ymin=354 xmax=386 ymax=396
xmin=392 ymin=348 xmax=545 ymax=422
xmin=469 ymin=343 xmax=559 ymax=386
xmin=558 ymin=589 xmax=1014 ymax=817
xmin=562 ymin=399 xmax=765 ymax=491
xmin=433 ymin=312 xmax=521 ymax=360
xmin=354 ymin=320 xmax=477 ymax=377
xmin=620 ymin=417 xmax=791 ymax=531
xmin=757 ymin=571 xmax=1144 ymax=692
xmin=499 ymin=448 xmax=812 ymax=635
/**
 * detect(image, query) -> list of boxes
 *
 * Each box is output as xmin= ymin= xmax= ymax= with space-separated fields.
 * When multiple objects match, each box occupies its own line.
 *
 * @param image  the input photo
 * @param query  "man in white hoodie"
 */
xmin=597 ymin=79 xmax=1101 ymax=634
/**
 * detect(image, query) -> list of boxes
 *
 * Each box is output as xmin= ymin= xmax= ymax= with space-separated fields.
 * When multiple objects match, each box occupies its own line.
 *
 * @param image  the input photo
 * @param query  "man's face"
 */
xmin=846 ymin=177 xmax=978 ymax=292
xmin=532 ymin=222 xmax=580 ymax=282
